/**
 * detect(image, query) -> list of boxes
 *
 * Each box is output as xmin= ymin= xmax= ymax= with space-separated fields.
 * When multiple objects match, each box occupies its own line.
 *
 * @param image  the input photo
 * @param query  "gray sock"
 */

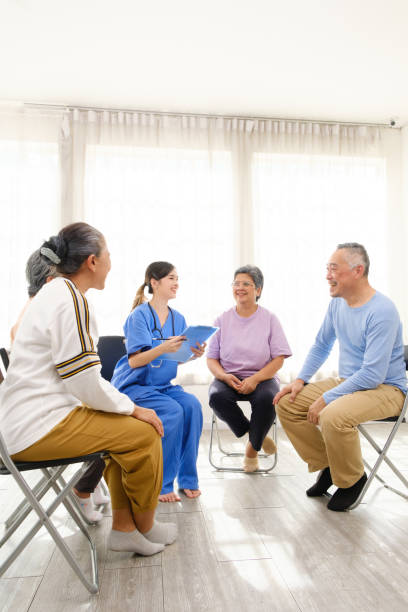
xmin=108 ymin=529 xmax=164 ymax=556
xmin=144 ymin=521 xmax=178 ymax=545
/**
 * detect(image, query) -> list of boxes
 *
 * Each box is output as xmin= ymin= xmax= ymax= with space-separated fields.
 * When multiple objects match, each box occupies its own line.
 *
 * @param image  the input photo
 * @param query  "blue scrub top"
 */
xmin=111 ymin=302 xmax=187 ymax=401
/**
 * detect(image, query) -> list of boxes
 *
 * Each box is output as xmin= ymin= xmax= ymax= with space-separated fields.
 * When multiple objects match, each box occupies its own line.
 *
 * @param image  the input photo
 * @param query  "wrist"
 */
xmin=156 ymin=343 xmax=166 ymax=356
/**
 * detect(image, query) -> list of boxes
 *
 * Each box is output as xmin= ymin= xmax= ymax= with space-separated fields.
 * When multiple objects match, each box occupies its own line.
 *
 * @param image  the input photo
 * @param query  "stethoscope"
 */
xmin=147 ymin=302 xmax=175 ymax=368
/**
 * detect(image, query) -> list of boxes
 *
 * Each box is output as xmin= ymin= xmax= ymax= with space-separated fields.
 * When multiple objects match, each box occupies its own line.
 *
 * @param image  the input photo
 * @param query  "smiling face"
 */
xmin=326 ymin=249 xmax=363 ymax=298
xmin=152 ymin=268 xmax=179 ymax=301
xmin=232 ymin=273 xmax=261 ymax=306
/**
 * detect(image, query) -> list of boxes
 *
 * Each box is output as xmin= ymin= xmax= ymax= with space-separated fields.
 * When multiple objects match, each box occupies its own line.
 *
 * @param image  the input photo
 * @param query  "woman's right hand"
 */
xmin=161 ymin=336 xmax=186 ymax=353
xmin=132 ymin=405 xmax=164 ymax=437
xmin=222 ymin=373 xmax=242 ymax=390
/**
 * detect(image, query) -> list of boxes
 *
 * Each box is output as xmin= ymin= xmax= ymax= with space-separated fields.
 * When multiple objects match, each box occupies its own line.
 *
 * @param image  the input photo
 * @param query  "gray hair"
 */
xmin=26 ymin=249 xmax=57 ymax=297
xmin=234 ymin=265 xmax=264 ymax=301
xmin=337 ymin=242 xmax=370 ymax=277
xmin=40 ymin=222 xmax=105 ymax=275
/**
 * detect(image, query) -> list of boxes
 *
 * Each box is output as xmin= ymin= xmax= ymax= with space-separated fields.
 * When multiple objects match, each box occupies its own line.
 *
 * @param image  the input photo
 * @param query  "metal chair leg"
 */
xmin=348 ymin=416 xmax=408 ymax=510
xmin=209 ymin=413 xmax=277 ymax=473
xmin=0 ymin=462 xmax=99 ymax=593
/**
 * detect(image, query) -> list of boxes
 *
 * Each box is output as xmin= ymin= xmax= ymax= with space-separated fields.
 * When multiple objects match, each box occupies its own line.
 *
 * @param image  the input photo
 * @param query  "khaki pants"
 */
xmin=12 ymin=406 xmax=163 ymax=514
xmin=276 ymin=378 xmax=405 ymax=488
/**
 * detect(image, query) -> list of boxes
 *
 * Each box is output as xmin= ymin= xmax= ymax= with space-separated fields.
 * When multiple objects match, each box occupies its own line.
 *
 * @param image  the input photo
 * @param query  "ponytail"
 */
xmin=131 ymin=261 xmax=175 ymax=312
xmin=131 ymin=283 xmax=146 ymax=310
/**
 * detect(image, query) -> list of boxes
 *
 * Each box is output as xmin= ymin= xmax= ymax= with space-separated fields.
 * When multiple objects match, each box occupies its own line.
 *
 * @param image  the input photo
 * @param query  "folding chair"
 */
xmin=0 ymin=348 xmax=7 ymax=383
xmin=0 ymin=348 xmax=103 ymax=593
xmin=0 ymin=445 xmax=105 ymax=592
xmin=1 ymin=347 xmax=109 ymax=527
xmin=97 ymin=335 xmax=126 ymax=382
xmin=208 ymin=411 xmax=278 ymax=473
xmin=348 ymin=346 xmax=408 ymax=510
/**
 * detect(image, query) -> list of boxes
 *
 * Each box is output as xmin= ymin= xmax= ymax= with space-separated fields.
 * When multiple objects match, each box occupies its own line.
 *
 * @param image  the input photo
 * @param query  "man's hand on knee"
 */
xmin=273 ymin=379 xmax=305 ymax=405
xmin=307 ymin=396 xmax=327 ymax=425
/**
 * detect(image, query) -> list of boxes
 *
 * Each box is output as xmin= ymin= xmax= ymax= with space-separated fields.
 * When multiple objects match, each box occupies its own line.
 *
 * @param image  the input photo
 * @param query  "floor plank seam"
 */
xmin=27 ymin=573 xmax=46 ymax=611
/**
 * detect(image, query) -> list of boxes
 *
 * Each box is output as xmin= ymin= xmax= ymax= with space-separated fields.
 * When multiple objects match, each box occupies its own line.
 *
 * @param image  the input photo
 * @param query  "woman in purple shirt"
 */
xmin=207 ymin=266 xmax=292 ymax=472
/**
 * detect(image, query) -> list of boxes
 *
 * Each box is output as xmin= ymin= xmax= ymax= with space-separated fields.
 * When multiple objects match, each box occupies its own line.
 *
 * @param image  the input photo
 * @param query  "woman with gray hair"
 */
xmin=207 ymin=265 xmax=292 ymax=471
xmin=2 ymin=223 xmax=173 ymax=556
xmin=10 ymin=250 xmax=57 ymax=343
xmin=9 ymin=247 xmax=110 ymax=522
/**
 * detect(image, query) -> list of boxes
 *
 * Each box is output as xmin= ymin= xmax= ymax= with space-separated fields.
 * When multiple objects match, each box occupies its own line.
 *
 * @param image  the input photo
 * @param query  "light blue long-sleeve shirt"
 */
xmin=297 ymin=292 xmax=406 ymax=404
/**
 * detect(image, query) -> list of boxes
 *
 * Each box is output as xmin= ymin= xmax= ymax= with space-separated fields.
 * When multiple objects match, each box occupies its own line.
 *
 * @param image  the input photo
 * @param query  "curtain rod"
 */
xmin=23 ymin=101 xmax=393 ymax=129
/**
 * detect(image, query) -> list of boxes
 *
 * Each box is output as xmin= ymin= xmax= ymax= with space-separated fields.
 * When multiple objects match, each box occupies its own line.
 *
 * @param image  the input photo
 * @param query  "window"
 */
xmin=84 ymin=145 xmax=234 ymax=382
xmin=252 ymin=153 xmax=387 ymax=379
xmin=0 ymin=140 xmax=60 ymax=343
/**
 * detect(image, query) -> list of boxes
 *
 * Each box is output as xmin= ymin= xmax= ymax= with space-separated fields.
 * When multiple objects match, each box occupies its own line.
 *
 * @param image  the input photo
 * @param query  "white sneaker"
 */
xmin=92 ymin=481 xmax=110 ymax=506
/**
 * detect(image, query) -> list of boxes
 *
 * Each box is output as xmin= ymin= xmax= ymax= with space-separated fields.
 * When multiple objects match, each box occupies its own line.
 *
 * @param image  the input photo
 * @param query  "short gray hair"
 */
xmin=337 ymin=242 xmax=370 ymax=277
xmin=234 ymin=265 xmax=264 ymax=301
xmin=26 ymin=249 xmax=57 ymax=297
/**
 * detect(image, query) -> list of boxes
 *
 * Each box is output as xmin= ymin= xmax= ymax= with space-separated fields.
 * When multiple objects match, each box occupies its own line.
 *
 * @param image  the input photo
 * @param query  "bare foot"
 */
xmin=159 ymin=491 xmax=181 ymax=503
xmin=180 ymin=489 xmax=201 ymax=498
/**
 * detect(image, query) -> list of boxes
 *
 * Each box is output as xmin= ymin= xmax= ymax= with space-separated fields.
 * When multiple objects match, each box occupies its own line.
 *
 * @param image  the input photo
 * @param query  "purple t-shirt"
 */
xmin=207 ymin=306 xmax=292 ymax=381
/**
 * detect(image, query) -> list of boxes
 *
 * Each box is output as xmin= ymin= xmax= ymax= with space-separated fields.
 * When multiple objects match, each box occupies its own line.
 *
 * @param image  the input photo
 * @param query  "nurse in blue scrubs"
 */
xmin=112 ymin=261 xmax=204 ymax=503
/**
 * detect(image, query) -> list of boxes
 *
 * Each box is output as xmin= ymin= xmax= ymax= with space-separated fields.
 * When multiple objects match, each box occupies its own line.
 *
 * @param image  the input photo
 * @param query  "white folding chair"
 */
xmin=208 ymin=411 xmax=278 ymax=473
xmin=348 ymin=346 xmax=408 ymax=510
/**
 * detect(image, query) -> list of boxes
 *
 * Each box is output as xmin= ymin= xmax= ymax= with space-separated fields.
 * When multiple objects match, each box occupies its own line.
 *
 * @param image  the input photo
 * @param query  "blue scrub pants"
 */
xmin=137 ymin=385 xmax=203 ymax=494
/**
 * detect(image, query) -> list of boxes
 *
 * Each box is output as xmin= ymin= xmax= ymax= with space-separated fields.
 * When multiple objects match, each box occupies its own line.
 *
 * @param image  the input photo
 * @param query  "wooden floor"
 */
xmin=1 ymin=424 xmax=408 ymax=612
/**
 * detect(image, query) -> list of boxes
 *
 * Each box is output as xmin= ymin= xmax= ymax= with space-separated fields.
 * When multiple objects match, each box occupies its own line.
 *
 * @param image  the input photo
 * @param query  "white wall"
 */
xmin=401 ymin=127 xmax=408 ymax=333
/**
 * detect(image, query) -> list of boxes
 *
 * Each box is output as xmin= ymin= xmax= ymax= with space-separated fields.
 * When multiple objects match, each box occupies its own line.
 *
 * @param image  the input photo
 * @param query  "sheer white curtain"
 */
xmin=60 ymin=111 xmax=391 ymax=383
xmin=1 ymin=106 xmax=401 ymax=385
xmin=252 ymin=151 xmax=387 ymax=379
xmin=62 ymin=111 xmax=246 ymax=383
xmin=0 ymin=106 xmax=62 ymax=344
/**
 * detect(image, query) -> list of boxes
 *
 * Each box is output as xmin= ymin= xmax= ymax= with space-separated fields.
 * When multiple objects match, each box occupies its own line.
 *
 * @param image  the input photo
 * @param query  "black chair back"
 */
xmin=0 ymin=348 xmax=9 ymax=370
xmin=97 ymin=335 xmax=126 ymax=382
xmin=0 ymin=348 xmax=9 ymax=383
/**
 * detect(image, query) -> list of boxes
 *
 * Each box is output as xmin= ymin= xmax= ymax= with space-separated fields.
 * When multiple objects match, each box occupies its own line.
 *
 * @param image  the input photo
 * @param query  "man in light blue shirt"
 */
xmin=274 ymin=243 xmax=406 ymax=511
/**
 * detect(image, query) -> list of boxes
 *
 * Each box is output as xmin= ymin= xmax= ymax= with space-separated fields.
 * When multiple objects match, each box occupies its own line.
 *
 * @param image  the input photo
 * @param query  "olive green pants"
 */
xmin=276 ymin=378 xmax=405 ymax=488
xmin=12 ymin=406 xmax=163 ymax=515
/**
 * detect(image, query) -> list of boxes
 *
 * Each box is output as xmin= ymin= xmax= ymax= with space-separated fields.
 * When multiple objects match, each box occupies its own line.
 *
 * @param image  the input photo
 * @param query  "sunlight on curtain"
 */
xmin=84 ymin=145 xmax=234 ymax=383
xmin=252 ymin=152 xmax=387 ymax=381
xmin=0 ymin=139 xmax=60 ymax=344
xmin=2 ymin=107 xmax=395 ymax=387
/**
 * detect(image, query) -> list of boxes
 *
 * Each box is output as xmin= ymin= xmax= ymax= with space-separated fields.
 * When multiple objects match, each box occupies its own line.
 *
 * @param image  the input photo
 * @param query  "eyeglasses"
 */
xmin=231 ymin=281 xmax=256 ymax=288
